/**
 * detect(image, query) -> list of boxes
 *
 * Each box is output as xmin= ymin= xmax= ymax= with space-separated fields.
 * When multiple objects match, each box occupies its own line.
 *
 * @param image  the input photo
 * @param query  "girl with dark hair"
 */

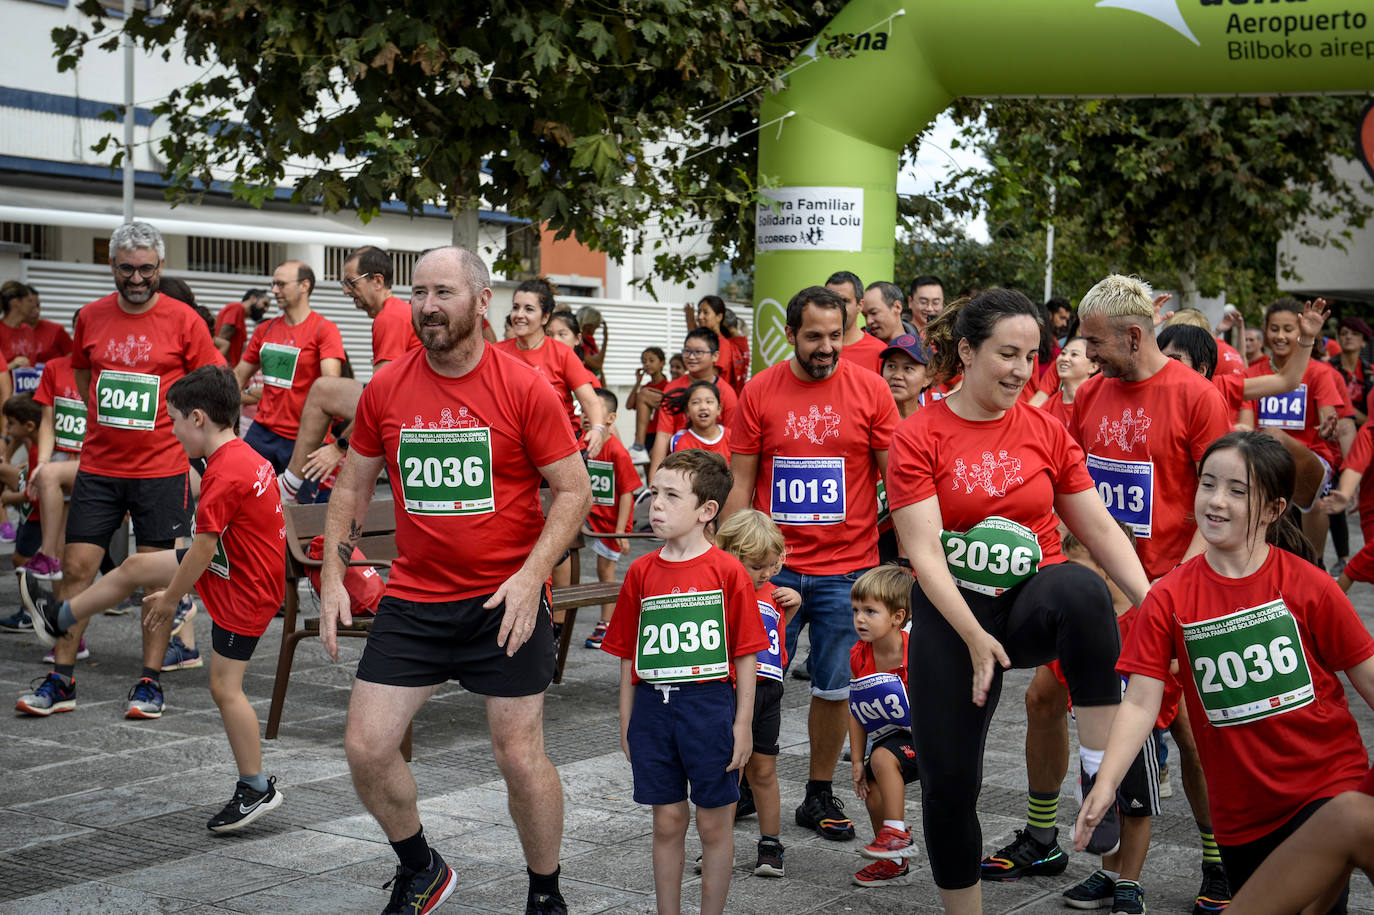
xmin=887 ymin=289 xmax=1150 ymax=904
xmin=1079 ymin=431 xmax=1374 ymax=905
xmin=1037 ymin=337 xmax=1096 ymax=428
xmin=664 ymin=380 xmax=730 ymax=461
xmin=687 ymin=295 xmax=748 ymax=394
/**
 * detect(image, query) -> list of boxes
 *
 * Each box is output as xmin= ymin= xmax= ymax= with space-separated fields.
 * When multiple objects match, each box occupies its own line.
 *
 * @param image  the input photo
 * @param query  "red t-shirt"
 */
xmin=0 ymin=319 xmax=72 ymax=365
xmin=888 ymin=400 xmax=1093 ymax=571
xmin=371 ymin=295 xmax=420 ymax=366
xmin=215 ymin=302 xmax=249 ymax=367
xmin=849 ymin=630 xmax=910 ymax=686
xmin=193 ymin=438 xmax=286 ymax=636
xmin=1068 ymin=360 xmax=1231 ymax=580
xmin=726 ymin=335 xmax=751 ymax=394
xmin=71 ymin=293 xmax=225 ymax=478
xmin=1118 ymin=548 xmax=1374 ymax=844
xmin=654 ymin=374 xmax=739 ymax=436
xmin=733 ymin=359 xmax=898 ymax=574
xmin=671 ymin=426 xmax=732 ymax=460
xmin=493 ymin=336 xmax=597 ymax=435
xmin=1039 ymin=391 xmax=1074 ymax=428
xmin=351 ymin=345 xmax=579 ymax=601
xmin=643 ymin=376 xmax=669 ymax=429
xmin=600 ymin=545 xmax=770 ymax=684
xmin=1215 ymin=339 xmax=1246 ymax=379
xmin=1243 ymin=359 xmax=1345 ymax=465
xmin=587 ymin=434 xmax=640 ymax=549
xmin=1340 ymin=422 xmax=1374 ymax=540
xmin=1212 ymin=370 xmax=1244 ymax=425
xmin=241 ymin=310 xmax=347 ymax=440
xmin=33 ymin=356 xmax=84 ymax=455
xmin=845 ymin=331 xmax=888 ymax=375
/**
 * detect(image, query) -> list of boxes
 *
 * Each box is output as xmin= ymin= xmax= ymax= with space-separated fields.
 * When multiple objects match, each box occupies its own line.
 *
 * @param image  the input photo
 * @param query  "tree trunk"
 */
xmin=1177 ymin=252 xmax=1199 ymax=312
xmin=451 ymin=205 xmax=479 ymax=250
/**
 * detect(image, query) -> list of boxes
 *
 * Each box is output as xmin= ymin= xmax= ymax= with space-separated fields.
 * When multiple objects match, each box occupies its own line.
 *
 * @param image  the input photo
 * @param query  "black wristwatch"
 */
xmin=335 ymin=436 xmax=349 ymax=452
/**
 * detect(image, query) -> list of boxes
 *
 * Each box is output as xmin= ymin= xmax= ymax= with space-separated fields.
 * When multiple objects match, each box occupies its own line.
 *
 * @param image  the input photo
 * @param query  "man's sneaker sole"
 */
xmin=851 ymin=866 xmax=913 ymax=887
xmin=19 ymin=571 xmax=61 ymax=648
xmin=208 ymin=787 xmax=284 ymax=833
xmin=1067 ymin=895 xmax=1117 ymax=910
xmin=860 ymin=840 xmax=915 ymax=860
xmin=754 ymin=861 xmax=784 ymax=878
xmin=15 ymin=696 xmax=75 ymax=716
xmin=795 ymin=803 xmax=855 ymax=840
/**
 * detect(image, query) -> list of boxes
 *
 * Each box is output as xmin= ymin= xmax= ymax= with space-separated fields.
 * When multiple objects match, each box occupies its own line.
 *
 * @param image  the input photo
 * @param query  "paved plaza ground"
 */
xmin=1 ymin=523 xmax=1372 ymax=914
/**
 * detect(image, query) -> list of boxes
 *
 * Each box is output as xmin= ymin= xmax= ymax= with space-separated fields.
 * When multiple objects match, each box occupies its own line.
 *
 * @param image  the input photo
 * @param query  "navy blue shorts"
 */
xmin=14 ymin=519 xmax=41 ymax=559
xmin=628 ymin=680 xmax=739 ymax=809
xmin=244 ymin=422 xmax=295 ymax=474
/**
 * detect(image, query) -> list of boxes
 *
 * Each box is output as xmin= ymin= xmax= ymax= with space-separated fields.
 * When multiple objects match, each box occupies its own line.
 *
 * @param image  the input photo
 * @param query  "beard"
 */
xmin=797 ymin=348 xmax=838 ymax=380
xmin=116 ymin=274 xmax=159 ymax=305
xmin=415 ymin=307 xmax=478 ymax=353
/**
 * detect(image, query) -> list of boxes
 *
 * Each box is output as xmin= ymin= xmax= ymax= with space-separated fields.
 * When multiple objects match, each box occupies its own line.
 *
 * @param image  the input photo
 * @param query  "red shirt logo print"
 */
xmin=951 ymin=450 xmax=1024 ymax=497
xmin=782 ymin=404 xmax=842 ymax=444
xmin=1097 ymin=407 xmax=1152 ymax=452
xmin=102 ymin=334 xmax=154 ymax=367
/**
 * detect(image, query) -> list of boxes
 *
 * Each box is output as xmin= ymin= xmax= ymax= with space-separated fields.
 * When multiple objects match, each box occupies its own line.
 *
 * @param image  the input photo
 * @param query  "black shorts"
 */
xmin=67 ymin=471 xmax=190 ymax=549
xmin=866 ymin=730 xmax=921 ymax=785
xmin=752 ymin=678 xmax=785 ymax=756
xmin=212 ymin=623 xmax=261 ymax=662
xmin=14 ymin=519 xmax=41 ymax=558
xmin=1117 ymin=728 xmax=1162 ymax=818
xmin=356 ymin=592 xmax=556 ymax=696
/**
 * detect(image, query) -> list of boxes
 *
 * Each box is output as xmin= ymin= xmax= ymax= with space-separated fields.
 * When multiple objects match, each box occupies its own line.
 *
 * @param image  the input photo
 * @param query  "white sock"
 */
xmin=281 ymin=470 xmax=303 ymax=494
xmin=1080 ymin=746 xmax=1104 ymax=777
xmin=883 ymin=819 xmax=906 ymax=833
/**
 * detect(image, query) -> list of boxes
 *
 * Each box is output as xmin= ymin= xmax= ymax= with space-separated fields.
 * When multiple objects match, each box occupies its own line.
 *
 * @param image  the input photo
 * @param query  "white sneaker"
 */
xmin=629 ymin=444 xmax=650 ymax=466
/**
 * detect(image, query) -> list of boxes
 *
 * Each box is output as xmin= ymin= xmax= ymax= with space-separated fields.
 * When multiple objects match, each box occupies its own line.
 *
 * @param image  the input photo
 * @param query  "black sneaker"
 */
xmin=795 ymin=786 xmax=855 ymax=840
xmin=1193 ymin=862 xmax=1231 ymax=915
xmin=1062 ymin=868 xmax=1116 ymax=908
xmin=207 ymin=777 xmax=284 ymax=832
xmin=525 ymin=892 xmax=568 ymax=915
xmin=981 ymin=828 xmax=1069 ymax=881
xmin=1077 ymin=767 xmax=1121 ymax=855
xmin=1111 ymin=879 xmax=1146 ymax=915
xmin=754 ymin=836 xmax=785 ymax=877
xmin=0 ymin=607 xmax=32 ymax=631
xmin=735 ymin=776 xmax=756 ymax=820
xmin=382 ymin=850 xmax=455 ymax=915
xmin=19 ymin=571 xmax=65 ymax=648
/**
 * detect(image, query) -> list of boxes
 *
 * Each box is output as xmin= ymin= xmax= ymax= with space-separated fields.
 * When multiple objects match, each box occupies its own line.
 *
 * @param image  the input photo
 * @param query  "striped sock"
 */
xmin=1027 ymin=789 xmax=1058 ymax=844
xmin=1198 ymin=824 xmax=1222 ymax=866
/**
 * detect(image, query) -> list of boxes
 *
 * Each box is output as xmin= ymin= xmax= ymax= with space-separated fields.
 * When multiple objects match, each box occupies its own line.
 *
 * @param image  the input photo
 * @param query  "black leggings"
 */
xmin=908 ymin=561 xmax=1122 ymax=890
xmin=1219 ymin=797 xmax=1349 ymax=914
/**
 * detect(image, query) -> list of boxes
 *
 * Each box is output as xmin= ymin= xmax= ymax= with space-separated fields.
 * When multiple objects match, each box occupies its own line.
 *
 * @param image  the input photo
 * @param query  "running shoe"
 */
xmin=795 ymin=786 xmax=855 ymax=840
xmin=1076 ymin=767 xmax=1121 ymax=855
xmin=20 ymin=571 xmax=64 ymax=648
xmin=1112 ymin=879 xmax=1146 ymax=915
xmin=125 ymin=677 xmax=164 ymax=719
xmin=524 ymin=892 xmax=568 ymax=915
xmin=161 ymin=635 xmax=202 ymax=671
xmin=171 ymin=597 xmax=196 ymax=637
xmin=1063 ymin=869 xmax=1116 ymax=909
xmin=981 ymin=828 xmax=1068 ymax=881
xmin=26 ymin=552 xmax=62 ymax=580
xmin=754 ymin=836 xmax=785 ymax=877
xmin=105 ymin=589 xmax=143 ymax=616
xmin=15 ymin=673 xmax=75 ymax=716
xmin=852 ymin=858 xmax=912 ymax=887
xmin=628 ymin=443 xmax=650 ymax=466
xmin=207 ymin=776 xmax=283 ymax=832
xmin=860 ymin=824 xmax=914 ymax=860
xmin=382 ymin=850 xmax=455 ymax=915
xmin=0 ymin=521 xmax=16 ymax=543
xmin=1193 ymin=862 xmax=1231 ymax=915
xmin=583 ymin=621 xmax=609 ymax=649
xmin=43 ymin=637 xmax=89 ymax=662
xmin=0 ymin=607 xmax=31 ymax=631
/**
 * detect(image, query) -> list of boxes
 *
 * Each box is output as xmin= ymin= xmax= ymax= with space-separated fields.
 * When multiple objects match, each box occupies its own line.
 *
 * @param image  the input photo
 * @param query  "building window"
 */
xmin=187 ymin=237 xmax=280 ymax=276
xmin=504 ymin=225 xmax=541 ymax=281
xmin=0 ymin=223 xmax=57 ymax=260
xmin=324 ymin=246 xmax=421 ymax=287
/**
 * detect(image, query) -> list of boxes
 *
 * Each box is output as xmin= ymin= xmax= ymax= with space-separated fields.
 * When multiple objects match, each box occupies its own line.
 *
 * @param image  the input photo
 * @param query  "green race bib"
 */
xmin=940 ymin=516 xmax=1042 ymax=596
xmin=209 ymin=531 xmax=230 ymax=579
xmin=1182 ymin=598 xmax=1315 ymax=727
xmin=95 ymin=370 xmax=159 ymax=431
xmin=53 ymin=396 xmax=86 ymax=451
xmin=397 ymin=427 xmax=494 ymax=515
xmin=635 ymin=589 xmax=730 ymax=683
xmin=588 ymin=459 xmax=616 ymax=507
xmin=876 ymin=478 xmax=890 ymax=525
xmin=259 ymin=343 xmax=300 ymax=389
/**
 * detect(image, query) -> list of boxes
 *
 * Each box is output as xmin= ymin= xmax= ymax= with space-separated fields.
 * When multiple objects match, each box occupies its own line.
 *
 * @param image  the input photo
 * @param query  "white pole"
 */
xmin=1043 ymin=182 xmax=1055 ymax=303
xmin=122 ymin=0 xmax=134 ymax=224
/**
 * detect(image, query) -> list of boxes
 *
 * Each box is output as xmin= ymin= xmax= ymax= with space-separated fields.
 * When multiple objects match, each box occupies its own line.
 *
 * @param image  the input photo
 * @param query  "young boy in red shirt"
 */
xmin=600 ymin=449 xmax=770 ymax=915
xmin=583 ymin=388 xmax=640 ymax=649
xmin=22 ymin=366 xmax=288 ymax=832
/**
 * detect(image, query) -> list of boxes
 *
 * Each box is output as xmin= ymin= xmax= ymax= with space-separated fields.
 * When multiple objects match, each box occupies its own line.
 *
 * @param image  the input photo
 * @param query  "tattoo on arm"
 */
xmin=337 ymin=543 xmax=353 ymax=565
xmin=347 ymin=520 xmax=362 ymax=545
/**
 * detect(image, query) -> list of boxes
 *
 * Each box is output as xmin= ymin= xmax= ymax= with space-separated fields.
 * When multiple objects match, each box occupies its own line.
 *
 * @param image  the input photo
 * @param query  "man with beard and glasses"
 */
xmin=15 ymin=221 xmax=224 ymax=720
xmin=319 ymin=246 xmax=589 ymax=915
xmin=723 ymin=285 xmax=899 ymax=844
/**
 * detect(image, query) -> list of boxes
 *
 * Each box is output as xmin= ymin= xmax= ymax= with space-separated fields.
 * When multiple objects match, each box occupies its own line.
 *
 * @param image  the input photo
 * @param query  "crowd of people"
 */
xmin=5 ymin=222 xmax=1374 ymax=915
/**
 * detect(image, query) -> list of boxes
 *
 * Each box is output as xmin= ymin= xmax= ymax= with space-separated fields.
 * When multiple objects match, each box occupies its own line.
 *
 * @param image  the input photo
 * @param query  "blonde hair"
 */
xmin=849 ymin=564 xmax=912 ymax=622
xmin=715 ymin=509 xmax=785 ymax=566
xmin=1163 ymin=308 xmax=1212 ymax=331
xmin=1077 ymin=274 xmax=1154 ymax=323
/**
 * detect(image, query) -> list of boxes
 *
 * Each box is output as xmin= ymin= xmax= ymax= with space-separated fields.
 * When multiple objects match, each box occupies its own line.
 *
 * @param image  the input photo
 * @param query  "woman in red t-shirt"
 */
xmin=886 ymin=289 xmax=1150 ymax=898
xmin=1037 ymin=336 xmax=1097 ymax=428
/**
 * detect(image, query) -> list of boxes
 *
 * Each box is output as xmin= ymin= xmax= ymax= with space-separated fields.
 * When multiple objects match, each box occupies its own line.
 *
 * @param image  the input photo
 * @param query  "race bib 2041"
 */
xmin=397 ymin=427 xmax=494 ymax=516
xmin=770 ymin=455 xmax=844 ymax=524
xmin=940 ymin=516 xmax=1042 ymax=596
xmin=95 ymin=370 xmax=159 ymax=431
xmin=634 ymin=589 xmax=729 ymax=683
xmin=1182 ymin=598 xmax=1315 ymax=727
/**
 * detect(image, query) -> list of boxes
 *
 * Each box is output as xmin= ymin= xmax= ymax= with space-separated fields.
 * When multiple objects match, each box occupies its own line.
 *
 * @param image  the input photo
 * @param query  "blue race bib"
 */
xmin=756 ymin=602 xmax=784 ymax=681
xmin=1256 ymin=384 xmax=1307 ymax=431
xmin=848 ymin=672 xmax=911 ymax=737
xmin=12 ymin=364 xmax=41 ymax=395
xmin=770 ymin=455 xmax=844 ymax=524
xmin=1085 ymin=454 xmax=1154 ymax=538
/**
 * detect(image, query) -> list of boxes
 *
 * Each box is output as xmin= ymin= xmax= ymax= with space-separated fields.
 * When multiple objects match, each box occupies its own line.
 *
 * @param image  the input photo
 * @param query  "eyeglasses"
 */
xmin=115 ymin=263 xmax=159 ymax=279
xmin=682 ymin=348 xmax=716 ymax=358
xmin=340 ymin=272 xmax=375 ymax=292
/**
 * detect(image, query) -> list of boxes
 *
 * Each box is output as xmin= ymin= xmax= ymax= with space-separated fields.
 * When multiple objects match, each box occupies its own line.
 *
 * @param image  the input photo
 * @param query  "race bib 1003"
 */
xmin=1086 ymin=454 xmax=1154 ymax=538
xmin=1182 ymin=598 xmax=1315 ymax=727
xmin=53 ymin=396 xmax=86 ymax=451
xmin=756 ymin=601 xmax=784 ymax=681
xmin=588 ymin=459 xmax=616 ymax=507
xmin=12 ymin=364 xmax=41 ymax=395
xmin=940 ymin=516 xmax=1042 ymax=596
xmin=397 ymin=427 xmax=494 ymax=516
xmin=95 ymin=370 xmax=159 ymax=430
xmin=770 ymin=455 xmax=844 ymax=524
xmin=634 ymin=589 xmax=730 ymax=683
xmin=259 ymin=343 xmax=301 ymax=389
xmin=848 ymin=672 xmax=911 ymax=737
xmin=1256 ymin=384 xmax=1307 ymax=431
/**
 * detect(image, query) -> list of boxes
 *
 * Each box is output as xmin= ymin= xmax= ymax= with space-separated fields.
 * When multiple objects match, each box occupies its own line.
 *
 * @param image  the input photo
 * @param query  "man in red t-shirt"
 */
xmin=318 ymin=246 xmax=590 ymax=914
xmin=859 ymin=281 xmax=915 ymax=346
xmin=825 ymin=271 xmax=886 ymax=374
xmin=233 ymin=260 xmax=345 ymax=473
xmin=278 ymin=246 xmax=423 ymax=503
xmin=723 ymin=284 xmax=899 ymax=842
xmin=213 ymin=289 xmax=269 ymax=366
xmin=17 ymin=221 xmax=225 ymax=719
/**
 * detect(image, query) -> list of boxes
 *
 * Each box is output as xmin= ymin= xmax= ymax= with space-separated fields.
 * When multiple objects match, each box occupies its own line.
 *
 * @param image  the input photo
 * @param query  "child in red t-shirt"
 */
xmin=847 ymin=565 xmax=919 ymax=888
xmin=1077 ymin=431 xmax=1374 ymax=900
xmin=600 ymin=450 xmax=769 ymax=915
xmin=714 ymin=509 xmax=800 ymax=879
xmin=582 ymin=388 xmax=640 ymax=649
xmin=21 ymin=367 xmax=288 ymax=833
xmin=667 ymin=379 xmax=731 ymax=462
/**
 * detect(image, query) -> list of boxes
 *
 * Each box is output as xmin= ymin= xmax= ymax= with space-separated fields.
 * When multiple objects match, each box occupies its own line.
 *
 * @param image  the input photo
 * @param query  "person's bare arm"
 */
xmin=723 ymin=452 xmax=760 ymax=521
xmin=1055 ymin=487 xmax=1151 ymax=608
xmin=319 ymin=451 xmax=385 ymax=660
xmin=75 ymin=367 xmax=90 ymax=404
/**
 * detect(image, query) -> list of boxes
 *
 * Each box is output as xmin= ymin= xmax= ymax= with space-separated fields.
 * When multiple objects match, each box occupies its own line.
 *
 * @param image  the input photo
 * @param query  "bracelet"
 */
xmin=1299 ymin=338 xmax=1315 ymax=347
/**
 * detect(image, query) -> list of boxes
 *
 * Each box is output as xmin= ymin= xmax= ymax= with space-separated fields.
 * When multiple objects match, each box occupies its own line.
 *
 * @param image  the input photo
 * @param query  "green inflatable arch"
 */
xmin=752 ymin=0 xmax=1374 ymax=367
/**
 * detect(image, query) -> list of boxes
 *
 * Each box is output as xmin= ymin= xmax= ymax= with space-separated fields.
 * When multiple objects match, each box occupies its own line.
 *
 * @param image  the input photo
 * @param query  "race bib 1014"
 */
xmin=635 ymin=589 xmax=730 ymax=683
xmin=1256 ymin=384 xmax=1307 ymax=431
xmin=397 ymin=427 xmax=494 ymax=516
xmin=1182 ymin=598 xmax=1315 ymax=727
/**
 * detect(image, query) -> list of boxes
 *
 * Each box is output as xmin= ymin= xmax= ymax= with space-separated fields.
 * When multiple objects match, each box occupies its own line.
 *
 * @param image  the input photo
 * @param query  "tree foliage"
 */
xmin=932 ymin=96 xmax=1373 ymax=309
xmin=55 ymin=0 xmax=846 ymax=283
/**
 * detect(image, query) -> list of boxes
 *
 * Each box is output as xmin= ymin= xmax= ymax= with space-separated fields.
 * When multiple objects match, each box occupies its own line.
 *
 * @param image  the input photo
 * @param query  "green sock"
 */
xmin=1198 ymin=824 xmax=1222 ymax=865
xmin=1027 ymin=789 xmax=1058 ymax=843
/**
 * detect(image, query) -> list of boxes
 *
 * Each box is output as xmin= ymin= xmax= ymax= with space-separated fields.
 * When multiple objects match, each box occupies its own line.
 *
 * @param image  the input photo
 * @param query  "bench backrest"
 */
xmin=283 ymin=498 xmax=399 ymax=573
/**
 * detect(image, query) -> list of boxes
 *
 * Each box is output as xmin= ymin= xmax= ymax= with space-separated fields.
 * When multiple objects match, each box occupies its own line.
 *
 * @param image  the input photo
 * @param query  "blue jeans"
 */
xmin=774 ymin=565 xmax=867 ymax=700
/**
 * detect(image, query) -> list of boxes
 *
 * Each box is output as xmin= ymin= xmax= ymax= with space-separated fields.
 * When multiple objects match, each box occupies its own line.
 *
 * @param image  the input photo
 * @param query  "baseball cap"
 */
xmin=879 ymin=333 xmax=930 ymax=365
